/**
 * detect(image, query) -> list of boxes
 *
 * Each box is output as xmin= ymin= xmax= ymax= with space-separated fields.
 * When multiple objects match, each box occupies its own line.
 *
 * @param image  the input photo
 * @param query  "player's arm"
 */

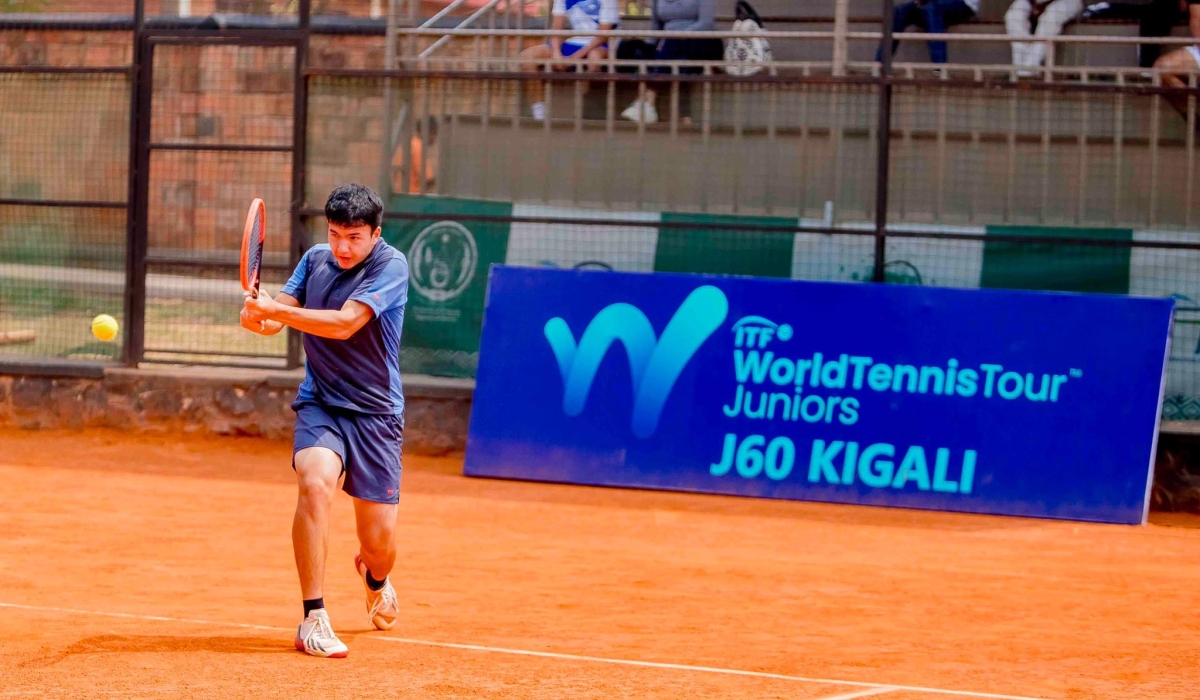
xmin=240 ymin=292 xmax=298 ymax=336
xmin=245 ymin=290 xmax=374 ymax=340
xmin=1191 ymin=3 xmax=1200 ymax=40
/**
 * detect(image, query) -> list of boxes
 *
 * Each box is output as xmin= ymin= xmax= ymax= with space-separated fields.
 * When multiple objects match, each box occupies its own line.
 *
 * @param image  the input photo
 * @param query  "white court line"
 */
xmin=813 ymin=689 xmax=900 ymax=700
xmin=0 ymin=602 xmax=1050 ymax=700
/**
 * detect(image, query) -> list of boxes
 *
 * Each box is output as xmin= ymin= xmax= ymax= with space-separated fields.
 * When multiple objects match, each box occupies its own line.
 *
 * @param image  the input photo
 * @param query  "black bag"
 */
xmin=735 ymin=0 xmax=765 ymax=26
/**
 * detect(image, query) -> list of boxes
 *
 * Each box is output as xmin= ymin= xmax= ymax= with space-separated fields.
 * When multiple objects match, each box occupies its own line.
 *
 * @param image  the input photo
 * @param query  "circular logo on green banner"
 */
xmin=409 ymin=220 xmax=479 ymax=302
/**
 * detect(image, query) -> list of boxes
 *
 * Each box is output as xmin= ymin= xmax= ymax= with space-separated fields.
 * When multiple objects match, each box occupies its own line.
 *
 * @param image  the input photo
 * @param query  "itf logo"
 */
xmin=544 ymin=286 xmax=729 ymax=438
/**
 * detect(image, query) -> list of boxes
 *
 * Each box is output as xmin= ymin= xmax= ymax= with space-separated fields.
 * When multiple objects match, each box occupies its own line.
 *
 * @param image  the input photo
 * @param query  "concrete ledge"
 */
xmin=0 ymin=365 xmax=474 ymax=456
xmin=0 ymin=358 xmax=107 ymax=379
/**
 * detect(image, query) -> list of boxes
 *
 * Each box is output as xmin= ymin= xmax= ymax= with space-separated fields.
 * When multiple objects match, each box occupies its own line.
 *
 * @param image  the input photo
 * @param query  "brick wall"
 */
xmin=4 ymin=1 xmax=515 ymax=18
xmin=0 ymin=28 xmax=132 ymax=66
xmin=6 ymin=1 xmax=370 ymax=15
xmin=0 ymin=26 xmax=407 ymax=259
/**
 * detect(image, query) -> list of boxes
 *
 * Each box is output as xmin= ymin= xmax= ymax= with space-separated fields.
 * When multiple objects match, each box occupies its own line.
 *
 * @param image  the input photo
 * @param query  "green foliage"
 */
xmin=0 ymin=224 xmax=70 ymax=267
xmin=1 ymin=0 xmax=47 ymax=12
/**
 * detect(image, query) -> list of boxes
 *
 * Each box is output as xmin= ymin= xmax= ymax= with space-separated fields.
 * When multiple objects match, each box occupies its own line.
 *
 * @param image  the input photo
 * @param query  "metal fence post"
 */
xmin=872 ymin=0 xmax=894 ymax=283
xmin=288 ymin=0 xmax=312 ymax=370
xmin=833 ymin=0 xmax=849 ymax=78
xmin=380 ymin=0 xmax=401 ymax=200
xmin=123 ymin=0 xmax=149 ymax=366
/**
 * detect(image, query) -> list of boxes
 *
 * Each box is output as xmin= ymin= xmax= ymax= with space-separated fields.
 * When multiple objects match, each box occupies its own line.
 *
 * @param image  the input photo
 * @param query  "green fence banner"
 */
xmin=654 ymin=212 xmax=796 ymax=278
xmin=383 ymin=195 xmax=512 ymax=377
xmin=981 ymin=226 xmax=1132 ymax=295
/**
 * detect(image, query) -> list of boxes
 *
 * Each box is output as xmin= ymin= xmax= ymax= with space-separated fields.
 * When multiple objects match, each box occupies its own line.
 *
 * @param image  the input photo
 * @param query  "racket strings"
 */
xmin=248 ymin=211 xmax=265 ymax=285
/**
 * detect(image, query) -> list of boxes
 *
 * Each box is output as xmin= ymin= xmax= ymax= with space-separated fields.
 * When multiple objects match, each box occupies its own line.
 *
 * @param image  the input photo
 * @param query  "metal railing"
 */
xmin=398 ymin=26 xmax=1200 ymax=80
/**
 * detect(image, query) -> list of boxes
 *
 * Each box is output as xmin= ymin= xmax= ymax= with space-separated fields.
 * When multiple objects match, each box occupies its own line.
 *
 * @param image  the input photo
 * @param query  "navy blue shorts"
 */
xmin=292 ymin=401 xmax=403 ymax=504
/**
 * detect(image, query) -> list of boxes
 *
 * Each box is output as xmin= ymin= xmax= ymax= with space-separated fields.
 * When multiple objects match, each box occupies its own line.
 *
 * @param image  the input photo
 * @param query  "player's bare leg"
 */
xmin=519 ymin=43 xmax=554 ymax=120
xmin=292 ymin=447 xmax=349 ymax=657
xmin=1154 ymin=48 xmax=1199 ymax=119
xmin=353 ymin=497 xmax=401 ymax=630
xmin=293 ymin=447 xmax=341 ymax=598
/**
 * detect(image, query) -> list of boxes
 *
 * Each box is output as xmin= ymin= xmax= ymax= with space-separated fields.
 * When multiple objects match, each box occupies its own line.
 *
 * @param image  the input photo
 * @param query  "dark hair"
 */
xmin=325 ymin=183 xmax=384 ymax=230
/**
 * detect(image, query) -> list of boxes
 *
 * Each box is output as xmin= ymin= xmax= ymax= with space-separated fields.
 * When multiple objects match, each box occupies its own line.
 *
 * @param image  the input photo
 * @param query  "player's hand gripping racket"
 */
xmin=240 ymin=198 xmax=266 ymax=331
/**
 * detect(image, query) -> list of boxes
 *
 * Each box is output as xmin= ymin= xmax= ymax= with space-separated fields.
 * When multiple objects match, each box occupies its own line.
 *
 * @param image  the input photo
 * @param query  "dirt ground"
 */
xmin=1 ymin=428 xmax=1197 ymax=699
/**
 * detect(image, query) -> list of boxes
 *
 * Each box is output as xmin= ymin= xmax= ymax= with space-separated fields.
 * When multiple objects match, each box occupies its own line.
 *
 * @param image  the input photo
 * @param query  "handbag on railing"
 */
xmin=724 ymin=0 xmax=772 ymax=77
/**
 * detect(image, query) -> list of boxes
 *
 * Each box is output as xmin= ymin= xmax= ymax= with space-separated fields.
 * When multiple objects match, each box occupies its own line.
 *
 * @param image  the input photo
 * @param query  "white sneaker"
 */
xmin=621 ymin=98 xmax=658 ymax=124
xmin=294 ymin=608 xmax=349 ymax=658
xmin=531 ymin=101 xmax=546 ymax=121
xmin=355 ymin=554 xmax=399 ymax=631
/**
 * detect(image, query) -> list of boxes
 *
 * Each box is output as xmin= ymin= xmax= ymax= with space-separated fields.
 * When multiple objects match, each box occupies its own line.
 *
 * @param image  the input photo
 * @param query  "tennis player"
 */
xmin=241 ymin=183 xmax=408 ymax=658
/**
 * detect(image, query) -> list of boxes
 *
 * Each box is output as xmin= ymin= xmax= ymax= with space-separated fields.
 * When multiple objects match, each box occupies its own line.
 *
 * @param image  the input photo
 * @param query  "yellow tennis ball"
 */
xmin=91 ymin=314 xmax=119 ymax=342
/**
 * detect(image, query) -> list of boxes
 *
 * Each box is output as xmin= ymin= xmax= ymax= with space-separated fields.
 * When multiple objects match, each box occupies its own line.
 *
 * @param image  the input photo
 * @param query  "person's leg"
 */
xmin=579 ymin=46 xmax=608 ymax=96
xmin=1027 ymin=0 xmax=1083 ymax=67
xmin=289 ymin=404 xmax=350 ymax=658
xmin=582 ymin=45 xmax=607 ymax=75
xmin=291 ymin=445 xmax=351 ymax=658
xmin=354 ymin=497 xmax=399 ymax=582
xmin=293 ymin=446 xmax=343 ymax=601
xmin=923 ymin=0 xmax=975 ymax=64
xmin=624 ymin=38 xmax=679 ymax=122
xmin=1139 ymin=0 xmax=1182 ymax=68
xmin=1005 ymin=0 xmax=1034 ymax=68
xmin=520 ymin=43 xmax=553 ymax=118
xmin=339 ymin=412 xmax=403 ymax=630
xmin=878 ymin=1 xmax=921 ymax=62
xmin=1155 ymin=47 xmax=1200 ymax=117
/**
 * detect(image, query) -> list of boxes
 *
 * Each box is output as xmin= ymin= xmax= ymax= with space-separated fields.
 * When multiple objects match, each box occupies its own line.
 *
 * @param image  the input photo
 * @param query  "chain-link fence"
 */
xmin=4 ymin=10 xmax=1200 ymax=418
xmin=0 ymin=69 xmax=130 ymax=362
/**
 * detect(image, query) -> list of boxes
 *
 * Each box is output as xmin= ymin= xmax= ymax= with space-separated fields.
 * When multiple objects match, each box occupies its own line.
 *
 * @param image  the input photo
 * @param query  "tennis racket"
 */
xmin=240 ymin=198 xmax=266 ymax=300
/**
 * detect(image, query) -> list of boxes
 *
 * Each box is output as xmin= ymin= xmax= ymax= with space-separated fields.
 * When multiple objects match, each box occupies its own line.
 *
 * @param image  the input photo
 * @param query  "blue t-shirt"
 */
xmin=281 ymin=241 xmax=409 ymax=420
xmin=553 ymin=0 xmax=619 ymax=48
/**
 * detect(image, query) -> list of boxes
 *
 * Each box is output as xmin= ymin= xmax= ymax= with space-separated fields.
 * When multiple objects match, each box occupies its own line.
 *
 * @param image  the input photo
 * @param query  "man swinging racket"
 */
xmin=241 ymin=184 xmax=408 ymax=658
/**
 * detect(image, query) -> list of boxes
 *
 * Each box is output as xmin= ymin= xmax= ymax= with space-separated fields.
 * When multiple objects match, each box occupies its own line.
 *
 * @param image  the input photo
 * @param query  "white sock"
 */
xmin=531 ymin=102 xmax=546 ymax=120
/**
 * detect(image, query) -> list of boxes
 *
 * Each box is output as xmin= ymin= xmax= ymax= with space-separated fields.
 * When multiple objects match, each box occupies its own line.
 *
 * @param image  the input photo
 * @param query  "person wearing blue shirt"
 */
xmin=520 ymin=0 xmax=620 ymax=121
xmin=242 ymin=183 xmax=408 ymax=659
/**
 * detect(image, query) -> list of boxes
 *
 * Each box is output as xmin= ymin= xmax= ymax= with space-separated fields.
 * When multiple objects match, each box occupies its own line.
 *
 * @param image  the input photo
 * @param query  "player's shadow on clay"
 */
xmin=24 ymin=634 xmax=295 ymax=667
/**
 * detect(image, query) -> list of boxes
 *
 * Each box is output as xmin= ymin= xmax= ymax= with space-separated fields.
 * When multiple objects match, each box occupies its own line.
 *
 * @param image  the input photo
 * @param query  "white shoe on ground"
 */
xmin=621 ymin=98 xmax=658 ymax=124
xmin=294 ymin=608 xmax=349 ymax=658
xmin=355 ymin=554 xmax=400 ymax=631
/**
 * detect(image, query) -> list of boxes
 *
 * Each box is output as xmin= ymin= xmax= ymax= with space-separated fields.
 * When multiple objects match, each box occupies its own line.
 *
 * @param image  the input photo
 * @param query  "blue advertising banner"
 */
xmin=465 ymin=267 xmax=1174 ymax=524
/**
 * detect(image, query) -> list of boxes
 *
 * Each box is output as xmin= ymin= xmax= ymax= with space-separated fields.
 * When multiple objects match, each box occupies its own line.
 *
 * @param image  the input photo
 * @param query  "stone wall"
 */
xmin=0 ymin=367 xmax=473 ymax=456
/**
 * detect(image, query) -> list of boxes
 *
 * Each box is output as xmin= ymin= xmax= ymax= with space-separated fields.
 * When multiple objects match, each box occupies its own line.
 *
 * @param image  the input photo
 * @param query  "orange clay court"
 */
xmin=1 ymin=427 xmax=1198 ymax=700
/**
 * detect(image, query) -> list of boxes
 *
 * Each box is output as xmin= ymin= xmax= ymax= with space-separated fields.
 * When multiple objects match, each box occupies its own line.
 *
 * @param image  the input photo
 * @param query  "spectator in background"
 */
xmin=621 ymin=0 xmax=721 ymax=124
xmin=878 ymin=0 xmax=980 ymax=65
xmin=1082 ymin=0 xmax=1191 ymax=68
xmin=1140 ymin=0 xmax=1193 ymax=68
xmin=392 ymin=116 xmax=438 ymax=195
xmin=520 ymin=0 xmax=619 ymax=121
xmin=1006 ymin=0 xmax=1084 ymax=73
xmin=1153 ymin=0 xmax=1200 ymax=118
